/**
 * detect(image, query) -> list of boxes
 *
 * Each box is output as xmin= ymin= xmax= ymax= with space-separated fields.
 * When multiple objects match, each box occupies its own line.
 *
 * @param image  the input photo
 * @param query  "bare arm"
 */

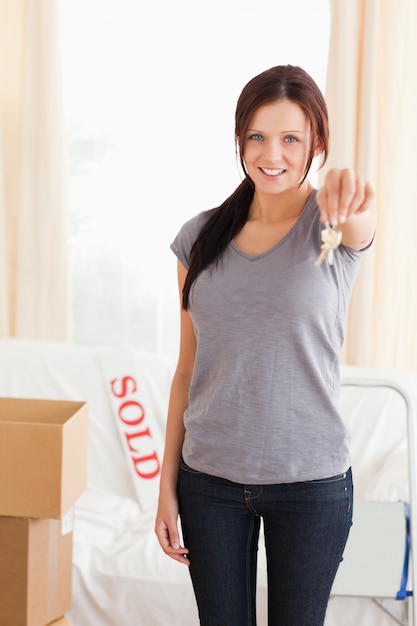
xmin=155 ymin=260 xmax=196 ymax=565
xmin=316 ymin=168 xmax=377 ymax=250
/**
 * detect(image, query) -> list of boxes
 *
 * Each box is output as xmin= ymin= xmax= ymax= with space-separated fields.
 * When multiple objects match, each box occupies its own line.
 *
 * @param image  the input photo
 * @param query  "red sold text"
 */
xmin=110 ymin=375 xmax=160 ymax=480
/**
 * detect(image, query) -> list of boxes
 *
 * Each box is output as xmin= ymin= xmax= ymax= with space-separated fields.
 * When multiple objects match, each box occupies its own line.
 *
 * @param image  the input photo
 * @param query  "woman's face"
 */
xmin=242 ymin=98 xmax=318 ymax=196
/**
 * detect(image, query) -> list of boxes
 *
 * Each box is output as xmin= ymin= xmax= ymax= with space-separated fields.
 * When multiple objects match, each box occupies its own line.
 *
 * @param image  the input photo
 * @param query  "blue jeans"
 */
xmin=177 ymin=459 xmax=353 ymax=626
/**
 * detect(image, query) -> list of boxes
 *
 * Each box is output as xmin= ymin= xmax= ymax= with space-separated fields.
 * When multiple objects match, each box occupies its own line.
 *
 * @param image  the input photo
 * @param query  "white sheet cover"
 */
xmin=0 ymin=338 xmax=416 ymax=626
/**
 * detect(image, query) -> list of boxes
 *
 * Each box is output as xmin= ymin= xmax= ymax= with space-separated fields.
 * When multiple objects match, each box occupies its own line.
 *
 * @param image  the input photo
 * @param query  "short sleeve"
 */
xmin=170 ymin=212 xmax=209 ymax=269
xmin=339 ymin=231 xmax=375 ymax=262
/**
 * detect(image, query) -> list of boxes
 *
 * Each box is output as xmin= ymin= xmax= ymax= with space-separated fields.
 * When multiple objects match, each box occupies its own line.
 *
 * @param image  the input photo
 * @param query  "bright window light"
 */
xmin=59 ymin=0 xmax=330 ymax=355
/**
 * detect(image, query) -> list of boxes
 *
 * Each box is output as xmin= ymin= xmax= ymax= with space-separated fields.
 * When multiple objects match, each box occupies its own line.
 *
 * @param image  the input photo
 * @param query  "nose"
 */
xmin=264 ymin=138 xmax=283 ymax=162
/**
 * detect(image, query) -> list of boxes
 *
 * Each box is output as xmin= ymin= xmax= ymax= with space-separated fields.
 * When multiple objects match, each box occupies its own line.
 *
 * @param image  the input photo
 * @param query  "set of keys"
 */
xmin=315 ymin=222 xmax=342 ymax=266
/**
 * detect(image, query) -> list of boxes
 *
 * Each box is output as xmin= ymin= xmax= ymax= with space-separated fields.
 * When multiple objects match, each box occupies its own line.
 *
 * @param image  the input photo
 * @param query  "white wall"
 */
xmin=60 ymin=0 xmax=330 ymax=356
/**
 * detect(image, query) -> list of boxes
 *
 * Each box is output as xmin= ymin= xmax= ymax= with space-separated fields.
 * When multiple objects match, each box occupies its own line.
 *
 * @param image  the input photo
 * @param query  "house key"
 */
xmin=314 ymin=222 xmax=342 ymax=266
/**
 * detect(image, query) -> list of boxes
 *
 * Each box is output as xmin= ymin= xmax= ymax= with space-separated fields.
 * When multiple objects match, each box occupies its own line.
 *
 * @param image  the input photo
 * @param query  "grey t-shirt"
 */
xmin=171 ymin=190 xmax=365 ymax=485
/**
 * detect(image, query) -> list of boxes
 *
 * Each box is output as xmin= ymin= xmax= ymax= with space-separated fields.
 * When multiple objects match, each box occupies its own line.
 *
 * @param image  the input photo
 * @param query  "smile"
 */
xmin=260 ymin=168 xmax=285 ymax=176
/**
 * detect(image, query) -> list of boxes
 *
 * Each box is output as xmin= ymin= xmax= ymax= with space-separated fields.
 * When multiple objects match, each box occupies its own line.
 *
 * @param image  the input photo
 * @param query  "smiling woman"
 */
xmin=233 ymin=100 xmax=317 ymax=257
xmin=154 ymin=62 xmax=376 ymax=626
xmin=242 ymin=101 xmax=317 ymax=193
xmin=59 ymin=0 xmax=330 ymax=356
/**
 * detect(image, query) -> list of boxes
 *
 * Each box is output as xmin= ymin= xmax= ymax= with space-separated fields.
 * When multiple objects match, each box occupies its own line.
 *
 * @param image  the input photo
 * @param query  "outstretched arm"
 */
xmin=316 ymin=168 xmax=377 ymax=250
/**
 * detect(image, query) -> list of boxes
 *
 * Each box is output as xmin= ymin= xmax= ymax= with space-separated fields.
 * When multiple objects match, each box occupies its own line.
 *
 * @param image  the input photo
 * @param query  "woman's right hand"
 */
xmin=155 ymin=260 xmax=194 ymax=567
xmin=155 ymin=489 xmax=190 ymax=566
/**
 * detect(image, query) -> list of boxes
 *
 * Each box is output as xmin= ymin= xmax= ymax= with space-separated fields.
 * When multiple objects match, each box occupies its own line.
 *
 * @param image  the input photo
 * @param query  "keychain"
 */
xmin=315 ymin=222 xmax=342 ymax=266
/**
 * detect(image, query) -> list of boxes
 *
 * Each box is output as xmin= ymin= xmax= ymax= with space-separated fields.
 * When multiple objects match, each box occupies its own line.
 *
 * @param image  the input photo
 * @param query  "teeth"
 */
xmin=261 ymin=168 xmax=284 ymax=175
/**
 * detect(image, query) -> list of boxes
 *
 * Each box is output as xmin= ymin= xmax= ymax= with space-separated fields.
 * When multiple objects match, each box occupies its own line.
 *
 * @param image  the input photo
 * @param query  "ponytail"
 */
xmin=182 ymin=177 xmax=254 ymax=309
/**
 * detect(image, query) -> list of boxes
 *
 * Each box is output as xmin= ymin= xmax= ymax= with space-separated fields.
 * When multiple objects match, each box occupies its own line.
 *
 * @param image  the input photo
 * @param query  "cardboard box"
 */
xmin=47 ymin=617 xmax=73 ymax=625
xmin=0 ymin=516 xmax=73 ymax=626
xmin=0 ymin=398 xmax=88 ymax=518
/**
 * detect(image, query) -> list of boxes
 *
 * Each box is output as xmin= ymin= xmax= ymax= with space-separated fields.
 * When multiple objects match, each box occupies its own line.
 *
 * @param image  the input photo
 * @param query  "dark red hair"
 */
xmin=235 ymin=65 xmax=329 ymax=183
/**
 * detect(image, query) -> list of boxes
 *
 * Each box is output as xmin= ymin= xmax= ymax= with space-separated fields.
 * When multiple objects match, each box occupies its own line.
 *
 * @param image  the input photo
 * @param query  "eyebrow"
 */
xmin=247 ymin=128 xmax=306 ymax=134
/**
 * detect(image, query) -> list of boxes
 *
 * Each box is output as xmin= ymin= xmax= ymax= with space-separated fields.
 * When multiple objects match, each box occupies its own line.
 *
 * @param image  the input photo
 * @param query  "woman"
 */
xmin=155 ymin=65 xmax=376 ymax=626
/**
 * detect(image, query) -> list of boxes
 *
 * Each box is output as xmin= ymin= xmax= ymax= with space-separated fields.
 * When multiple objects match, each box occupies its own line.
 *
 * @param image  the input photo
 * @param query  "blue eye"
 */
xmin=285 ymin=136 xmax=298 ymax=143
xmin=248 ymin=133 xmax=263 ymax=141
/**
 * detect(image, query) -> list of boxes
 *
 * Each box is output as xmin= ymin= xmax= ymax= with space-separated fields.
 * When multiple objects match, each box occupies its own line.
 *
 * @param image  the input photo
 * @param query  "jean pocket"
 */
xmin=288 ymin=468 xmax=352 ymax=502
xmin=305 ymin=472 xmax=348 ymax=486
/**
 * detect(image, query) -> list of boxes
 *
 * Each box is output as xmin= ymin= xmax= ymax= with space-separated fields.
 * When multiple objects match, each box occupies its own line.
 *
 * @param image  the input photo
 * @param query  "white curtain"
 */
xmin=0 ymin=0 xmax=69 ymax=340
xmin=0 ymin=126 xmax=7 ymax=335
xmin=320 ymin=0 xmax=417 ymax=370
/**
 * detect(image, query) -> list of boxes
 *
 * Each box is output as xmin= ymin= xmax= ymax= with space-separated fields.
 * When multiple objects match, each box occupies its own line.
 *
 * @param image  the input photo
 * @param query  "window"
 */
xmin=59 ymin=0 xmax=330 ymax=357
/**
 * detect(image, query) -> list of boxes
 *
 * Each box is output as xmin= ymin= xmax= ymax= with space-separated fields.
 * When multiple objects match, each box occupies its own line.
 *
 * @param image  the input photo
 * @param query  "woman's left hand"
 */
xmin=316 ymin=168 xmax=374 ymax=227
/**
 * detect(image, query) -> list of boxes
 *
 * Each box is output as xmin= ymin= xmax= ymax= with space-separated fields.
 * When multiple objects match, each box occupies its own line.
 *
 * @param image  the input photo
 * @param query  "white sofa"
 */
xmin=0 ymin=337 xmax=416 ymax=626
